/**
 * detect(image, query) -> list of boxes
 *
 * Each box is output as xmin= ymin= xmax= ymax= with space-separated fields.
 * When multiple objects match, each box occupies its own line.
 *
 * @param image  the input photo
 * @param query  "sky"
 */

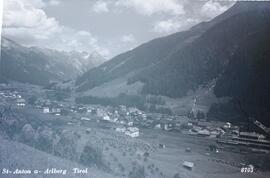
xmin=1 ymin=0 xmax=235 ymax=59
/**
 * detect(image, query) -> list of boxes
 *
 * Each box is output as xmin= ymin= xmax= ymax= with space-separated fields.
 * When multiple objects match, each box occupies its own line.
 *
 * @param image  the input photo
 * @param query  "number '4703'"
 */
xmin=241 ymin=165 xmax=254 ymax=173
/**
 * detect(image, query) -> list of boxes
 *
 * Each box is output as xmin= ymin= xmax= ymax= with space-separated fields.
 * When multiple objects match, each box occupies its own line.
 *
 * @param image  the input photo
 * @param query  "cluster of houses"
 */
xmin=116 ymin=126 xmax=140 ymax=138
xmin=85 ymin=106 xmax=142 ymax=137
xmin=3 ymin=86 xmax=270 ymax=153
xmin=30 ymin=99 xmax=63 ymax=116
xmin=43 ymin=107 xmax=62 ymax=115
xmin=86 ymin=105 xmax=146 ymax=125
xmin=237 ymin=131 xmax=266 ymax=140
xmin=183 ymin=121 xmax=239 ymax=138
xmin=16 ymin=98 xmax=26 ymax=107
xmin=9 ymin=88 xmax=267 ymax=147
xmin=0 ymin=89 xmax=26 ymax=107
xmin=31 ymin=97 xmax=189 ymax=137
xmin=36 ymin=99 xmax=100 ymax=116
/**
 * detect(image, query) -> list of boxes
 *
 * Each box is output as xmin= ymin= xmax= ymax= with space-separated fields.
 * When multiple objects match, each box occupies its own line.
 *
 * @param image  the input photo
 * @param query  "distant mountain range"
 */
xmin=76 ymin=2 xmax=270 ymax=125
xmin=0 ymin=37 xmax=106 ymax=85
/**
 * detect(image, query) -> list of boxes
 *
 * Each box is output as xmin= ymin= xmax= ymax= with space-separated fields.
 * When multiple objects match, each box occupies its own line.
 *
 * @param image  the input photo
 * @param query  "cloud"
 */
xmin=121 ymin=34 xmax=136 ymax=43
xmin=92 ymin=1 xmax=109 ymax=13
xmin=153 ymin=19 xmax=180 ymax=34
xmin=23 ymin=0 xmax=46 ymax=8
xmin=0 ymin=0 xmax=3 ymax=38
xmin=153 ymin=18 xmax=199 ymax=34
xmin=24 ymin=0 xmax=60 ymax=7
xmin=2 ymin=0 xmax=110 ymax=58
xmin=152 ymin=0 xmax=234 ymax=34
xmin=3 ymin=0 xmax=61 ymax=39
xmin=201 ymin=0 xmax=231 ymax=19
xmin=47 ymin=0 xmax=60 ymax=6
xmin=115 ymin=0 xmax=185 ymax=16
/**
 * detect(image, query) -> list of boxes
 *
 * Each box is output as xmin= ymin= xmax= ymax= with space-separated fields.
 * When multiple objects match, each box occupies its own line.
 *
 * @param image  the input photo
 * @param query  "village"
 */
xmin=1 ymin=83 xmax=270 ymax=151
xmin=1 ymin=83 xmax=270 ymax=177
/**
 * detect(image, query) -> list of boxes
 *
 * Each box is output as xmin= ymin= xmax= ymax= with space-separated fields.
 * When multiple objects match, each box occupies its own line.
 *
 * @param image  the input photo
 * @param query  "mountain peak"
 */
xmin=233 ymin=1 xmax=270 ymax=11
xmin=1 ymin=37 xmax=21 ymax=49
xmin=220 ymin=1 xmax=270 ymax=19
xmin=1 ymin=37 xmax=107 ymax=85
xmin=191 ymin=1 xmax=270 ymax=33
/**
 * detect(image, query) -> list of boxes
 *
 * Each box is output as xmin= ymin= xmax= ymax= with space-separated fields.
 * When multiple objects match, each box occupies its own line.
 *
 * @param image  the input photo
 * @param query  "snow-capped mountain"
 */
xmin=0 ymin=37 xmax=106 ymax=85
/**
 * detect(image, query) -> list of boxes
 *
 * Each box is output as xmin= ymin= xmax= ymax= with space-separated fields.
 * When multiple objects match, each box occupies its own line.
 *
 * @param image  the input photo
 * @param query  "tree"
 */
xmin=196 ymin=111 xmax=205 ymax=120
xmin=54 ymin=131 xmax=78 ymax=160
xmin=149 ymin=104 xmax=156 ymax=112
xmin=129 ymin=165 xmax=145 ymax=178
xmin=28 ymin=96 xmax=37 ymax=105
xmin=79 ymin=141 xmax=104 ymax=169
xmin=188 ymin=112 xmax=195 ymax=119
xmin=174 ymin=173 xmax=181 ymax=178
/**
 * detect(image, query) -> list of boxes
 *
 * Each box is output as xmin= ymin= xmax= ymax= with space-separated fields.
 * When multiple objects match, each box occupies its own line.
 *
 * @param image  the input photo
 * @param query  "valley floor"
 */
xmin=1 ymin=83 xmax=270 ymax=178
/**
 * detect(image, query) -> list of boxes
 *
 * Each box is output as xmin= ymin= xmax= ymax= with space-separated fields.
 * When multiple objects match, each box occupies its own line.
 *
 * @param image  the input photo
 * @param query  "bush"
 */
xmin=35 ymin=127 xmax=54 ymax=153
xmin=196 ymin=111 xmax=205 ymax=120
xmin=146 ymin=96 xmax=165 ymax=105
xmin=118 ymin=163 xmax=125 ymax=172
xmin=173 ymin=173 xmax=181 ymax=178
xmin=28 ymin=96 xmax=37 ymax=105
xmin=80 ymin=141 xmax=104 ymax=169
xmin=21 ymin=124 xmax=35 ymax=143
xmin=20 ymin=124 xmax=35 ymax=146
xmin=129 ymin=165 xmax=145 ymax=178
xmin=54 ymin=131 xmax=78 ymax=160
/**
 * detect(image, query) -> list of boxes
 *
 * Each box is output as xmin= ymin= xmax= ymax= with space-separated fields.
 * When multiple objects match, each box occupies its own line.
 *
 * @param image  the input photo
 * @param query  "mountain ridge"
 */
xmin=0 ymin=37 xmax=106 ymax=85
xmin=76 ymin=2 xmax=270 ymax=95
xmin=75 ymin=2 xmax=270 ymax=125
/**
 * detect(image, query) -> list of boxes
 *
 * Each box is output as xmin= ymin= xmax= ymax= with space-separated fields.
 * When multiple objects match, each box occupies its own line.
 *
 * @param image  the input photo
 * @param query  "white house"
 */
xmin=155 ymin=124 xmax=161 ymax=129
xmin=198 ymin=129 xmax=210 ymax=136
xmin=125 ymin=127 xmax=139 ymax=138
xmin=43 ymin=107 xmax=50 ymax=113
xmin=112 ymin=118 xmax=118 ymax=123
xmin=97 ymin=108 xmax=106 ymax=117
xmin=223 ymin=122 xmax=232 ymax=129
xmin=17 ymin=99 xmax=26 ymax=107
xmin=51 ymin=108 xmax=61 ymax=113
xmin=81 ymin=117 xmax=91 ymax=121
xmin=183 ymin=161 xmax=194 ymax=170
xmin=127 ymin=121 xmax=134 ymax=126
xmin=116 ymin=127 xmax=126 ymax=133
xmin=103 ymin=115 xmax=110 ymax=121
